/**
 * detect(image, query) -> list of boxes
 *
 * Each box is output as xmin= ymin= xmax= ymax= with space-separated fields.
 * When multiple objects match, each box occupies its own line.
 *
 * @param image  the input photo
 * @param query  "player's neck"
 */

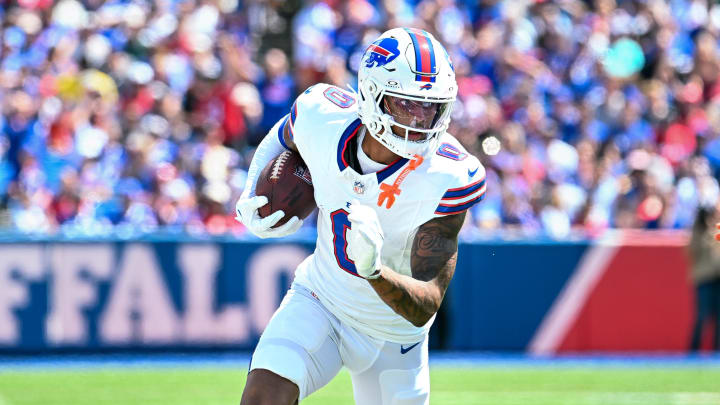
xmin=361 ymin=126 xmax=402 ymax=165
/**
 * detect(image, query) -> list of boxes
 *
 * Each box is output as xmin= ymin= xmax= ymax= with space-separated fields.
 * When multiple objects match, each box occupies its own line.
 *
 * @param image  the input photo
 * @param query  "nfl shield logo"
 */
xmin=293 ymin=165 xmax=313 ymax=185
xmin=353 ymin=181 xmax=365 ymax=195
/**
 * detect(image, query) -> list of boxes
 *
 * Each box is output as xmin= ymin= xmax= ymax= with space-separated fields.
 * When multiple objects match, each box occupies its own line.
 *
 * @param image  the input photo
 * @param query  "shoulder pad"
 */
xmin=288 ymin=83 xmax=358 ymax=141
xmin=294 ymin=83 xmax=357 ymax=118
xmin=431 ymin=134 xmax=486 ymax=217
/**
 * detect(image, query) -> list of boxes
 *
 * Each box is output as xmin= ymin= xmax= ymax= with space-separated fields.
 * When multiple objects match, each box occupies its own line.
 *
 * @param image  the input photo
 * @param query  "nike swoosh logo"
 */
xmin=400 ymin=342 xmax=421 ymax=354
xmin=468 ymin=167 xmax=478 ymax=177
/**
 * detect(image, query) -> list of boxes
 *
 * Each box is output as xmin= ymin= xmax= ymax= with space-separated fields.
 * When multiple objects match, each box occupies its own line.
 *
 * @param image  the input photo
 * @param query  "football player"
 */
xmin=235 ymin=28 xmax=486 ymax=405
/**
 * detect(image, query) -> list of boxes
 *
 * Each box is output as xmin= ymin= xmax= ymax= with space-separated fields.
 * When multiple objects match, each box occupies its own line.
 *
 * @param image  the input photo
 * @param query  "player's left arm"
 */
xmin=367 ymin=212 xmax=465 ymax=327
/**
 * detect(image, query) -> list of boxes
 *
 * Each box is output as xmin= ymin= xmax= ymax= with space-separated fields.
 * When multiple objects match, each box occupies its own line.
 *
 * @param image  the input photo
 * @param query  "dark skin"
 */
xmin=240 ymin=122 xmax=464 ymax=404
xmin=240 ymin=369 xmax=298 ymax=405
xmin=368 ymin=211 xmax=463 ymax=326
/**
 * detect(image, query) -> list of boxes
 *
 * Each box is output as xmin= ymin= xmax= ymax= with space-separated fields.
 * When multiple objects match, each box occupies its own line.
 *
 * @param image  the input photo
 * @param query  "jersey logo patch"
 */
xmin=420 ymin=83 xmax=432 ymax=90
xmin=468 ymin=167 xmax=478 ymax=177
xmin=436 ymin=143 xmax=467 ymax=161
xmin=293 ymin=165 xmax=313 ymax=186
xmin=365 ymin=37 xmax=400 ymax=68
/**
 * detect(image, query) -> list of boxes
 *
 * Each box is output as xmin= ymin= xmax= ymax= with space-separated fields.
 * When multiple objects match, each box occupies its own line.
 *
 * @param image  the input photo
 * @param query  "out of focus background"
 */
xmin=1 ymin=0 xmax=720 ymax=404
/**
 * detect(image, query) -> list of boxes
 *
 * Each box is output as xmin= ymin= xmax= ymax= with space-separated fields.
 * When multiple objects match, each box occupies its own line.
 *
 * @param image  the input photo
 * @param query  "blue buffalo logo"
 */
xmin=420 ymin=83 xmax=432 ymax=90
xmin=365 ymin=38 xmax=400 ymax=68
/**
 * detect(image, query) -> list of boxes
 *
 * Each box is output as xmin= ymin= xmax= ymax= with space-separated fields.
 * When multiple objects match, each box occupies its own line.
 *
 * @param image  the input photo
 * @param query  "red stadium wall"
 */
xmin=556 ymin=232 xmax=695 ymax=353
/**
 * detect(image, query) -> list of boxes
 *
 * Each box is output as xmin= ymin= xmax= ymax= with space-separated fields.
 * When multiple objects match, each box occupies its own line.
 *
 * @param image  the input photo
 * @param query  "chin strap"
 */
xmin=377 ymin=154 xmax=424 ymax=209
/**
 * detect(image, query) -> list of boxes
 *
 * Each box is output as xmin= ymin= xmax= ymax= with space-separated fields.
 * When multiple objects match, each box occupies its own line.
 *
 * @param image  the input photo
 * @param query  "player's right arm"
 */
xmin=234 ymin=111 xmax=302 ymax=238
xmin=235 ymin=83 xmax=347 ymax=237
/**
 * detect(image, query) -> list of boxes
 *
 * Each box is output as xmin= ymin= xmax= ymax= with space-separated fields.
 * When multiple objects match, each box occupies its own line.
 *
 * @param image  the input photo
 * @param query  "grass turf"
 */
xmin=1 ymin=367 xmax=719 ymax=405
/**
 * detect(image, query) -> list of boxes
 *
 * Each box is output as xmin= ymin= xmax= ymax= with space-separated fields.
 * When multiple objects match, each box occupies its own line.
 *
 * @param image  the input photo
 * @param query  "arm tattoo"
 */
xmin=368 ymin=212 xmax=465 ymax=327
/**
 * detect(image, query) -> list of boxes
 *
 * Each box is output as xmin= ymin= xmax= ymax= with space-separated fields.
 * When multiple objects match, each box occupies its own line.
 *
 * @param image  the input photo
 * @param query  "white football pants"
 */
xmin=249 ymin=283 xmax=430 ymax=404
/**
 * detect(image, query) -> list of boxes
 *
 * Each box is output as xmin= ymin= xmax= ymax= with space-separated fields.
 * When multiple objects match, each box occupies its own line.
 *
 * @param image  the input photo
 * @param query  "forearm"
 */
xmin=368 ymin=267 xmax=443 ymax=327
xmin=367 ymin=213 xmax=464 ymax=327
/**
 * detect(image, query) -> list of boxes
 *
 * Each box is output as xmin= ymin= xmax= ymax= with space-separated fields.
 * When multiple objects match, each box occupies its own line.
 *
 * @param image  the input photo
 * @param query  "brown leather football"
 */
xmin=256 ymin=150 xmax=316 ymax=228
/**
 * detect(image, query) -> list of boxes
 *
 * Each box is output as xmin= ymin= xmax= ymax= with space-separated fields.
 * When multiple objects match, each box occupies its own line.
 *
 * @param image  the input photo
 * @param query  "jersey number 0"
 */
xmin=323 ymin=87 xmax=356 ymax=108
xmin=330 ymin=209 xmax=359 ymax=276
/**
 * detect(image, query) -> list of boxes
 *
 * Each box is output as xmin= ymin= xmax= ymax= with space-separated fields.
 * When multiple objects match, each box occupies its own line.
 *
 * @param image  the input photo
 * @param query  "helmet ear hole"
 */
xmin=368 ymin=81 xmax=377 ymax=94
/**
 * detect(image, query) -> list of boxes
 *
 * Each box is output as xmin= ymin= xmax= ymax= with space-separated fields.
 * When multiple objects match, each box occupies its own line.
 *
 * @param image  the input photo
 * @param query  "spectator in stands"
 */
xmin=688 ymin=205 xmax=720 ymax=351
xmin=1 ymin=0 xmax=720 ymax=239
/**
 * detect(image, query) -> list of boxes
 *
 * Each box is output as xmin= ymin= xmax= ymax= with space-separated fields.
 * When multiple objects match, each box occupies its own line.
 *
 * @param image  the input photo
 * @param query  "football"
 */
xmin=256 ymin=150 xmax=316 ymax=228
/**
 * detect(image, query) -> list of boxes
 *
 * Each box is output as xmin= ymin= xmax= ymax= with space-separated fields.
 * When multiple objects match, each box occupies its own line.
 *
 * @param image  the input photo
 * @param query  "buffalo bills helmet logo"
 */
xmin=365 ymin=37 xmax=400 ymax=68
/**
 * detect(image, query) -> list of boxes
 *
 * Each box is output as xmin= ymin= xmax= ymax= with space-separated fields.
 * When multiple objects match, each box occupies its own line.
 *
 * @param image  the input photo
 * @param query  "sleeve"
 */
xmin=285 ymin=83 xmax=356 ymax=163
xmin=282 ymin=86 xmax=314 ymax=161
xmin=433 ymin=158 xmax=487 ymax=217
xmin=238 ymin=82 xmax=337 ymax=199
xmin=239 ymin=117 xmax=290 ymax=199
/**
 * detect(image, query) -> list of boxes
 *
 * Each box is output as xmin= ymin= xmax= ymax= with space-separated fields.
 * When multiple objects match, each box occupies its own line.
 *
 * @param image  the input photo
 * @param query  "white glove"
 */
xmin=235 ymin=195 xmax=303 ymax=239
xmin=347 ymin=200 xmax=384 ymax=279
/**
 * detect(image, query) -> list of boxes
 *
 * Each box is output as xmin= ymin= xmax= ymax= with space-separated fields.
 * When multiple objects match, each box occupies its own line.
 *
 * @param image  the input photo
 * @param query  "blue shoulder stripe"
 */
xmin=290 ymin=101 xmax=298 ymax=127
xmin=277 ymin=115 xmax=291 ymax=150
xmin=435 ymin=192 xmax=486 ymax=215
xmin=442 ymin=178 xmax=486 ymax=199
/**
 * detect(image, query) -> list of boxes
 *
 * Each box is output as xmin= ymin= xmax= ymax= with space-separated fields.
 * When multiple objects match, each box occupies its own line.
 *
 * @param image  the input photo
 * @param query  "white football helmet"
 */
xmin=357 ymin=28 xmax=457 ymax=159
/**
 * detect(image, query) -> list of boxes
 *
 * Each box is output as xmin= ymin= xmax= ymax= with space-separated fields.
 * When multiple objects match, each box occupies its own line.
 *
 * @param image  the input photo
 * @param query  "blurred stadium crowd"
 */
xmin=1 ymin=0 xmax=720 ymax=239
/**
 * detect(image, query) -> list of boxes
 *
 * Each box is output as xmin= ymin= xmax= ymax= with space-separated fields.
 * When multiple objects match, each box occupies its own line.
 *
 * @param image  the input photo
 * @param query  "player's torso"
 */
xmin=290 ymin=83 xmax=475 ymax=342
xmin=294 ymin=91 xmax=442 ymax=276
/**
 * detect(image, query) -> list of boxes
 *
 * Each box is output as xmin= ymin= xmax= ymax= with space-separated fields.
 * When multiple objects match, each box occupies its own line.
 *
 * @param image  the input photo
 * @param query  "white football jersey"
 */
xmin=274 ymin=83 xmax=486 ymax=343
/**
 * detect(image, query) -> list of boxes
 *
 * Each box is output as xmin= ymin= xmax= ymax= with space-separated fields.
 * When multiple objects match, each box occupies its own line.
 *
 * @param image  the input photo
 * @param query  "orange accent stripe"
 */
xmin=377 ymin=154 xmax=424 ymax=209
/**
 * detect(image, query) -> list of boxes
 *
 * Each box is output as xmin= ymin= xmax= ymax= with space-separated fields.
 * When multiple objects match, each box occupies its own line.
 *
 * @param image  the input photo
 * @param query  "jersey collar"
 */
xmin=337 ymin=118 xmax=409 ymax=183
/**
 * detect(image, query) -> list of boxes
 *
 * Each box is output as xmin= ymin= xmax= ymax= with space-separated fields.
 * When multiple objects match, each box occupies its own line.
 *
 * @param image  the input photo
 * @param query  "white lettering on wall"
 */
xmin=0 ymin=245 xmax=44 ymax=344
xmin=247 ymin=245 xmax=308 ymax=333
xmin=99 ymin=244 xmax=180 ymax=343
xmin=178 ymin=244 xmax=249 ymax=342
xmin=46 ymin=244 xmax=113 ymax=345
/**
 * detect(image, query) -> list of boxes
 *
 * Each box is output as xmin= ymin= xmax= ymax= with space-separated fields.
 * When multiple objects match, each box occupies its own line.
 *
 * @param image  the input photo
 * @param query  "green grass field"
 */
xmin=1 ymin=366 xmax=720 ymax=405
